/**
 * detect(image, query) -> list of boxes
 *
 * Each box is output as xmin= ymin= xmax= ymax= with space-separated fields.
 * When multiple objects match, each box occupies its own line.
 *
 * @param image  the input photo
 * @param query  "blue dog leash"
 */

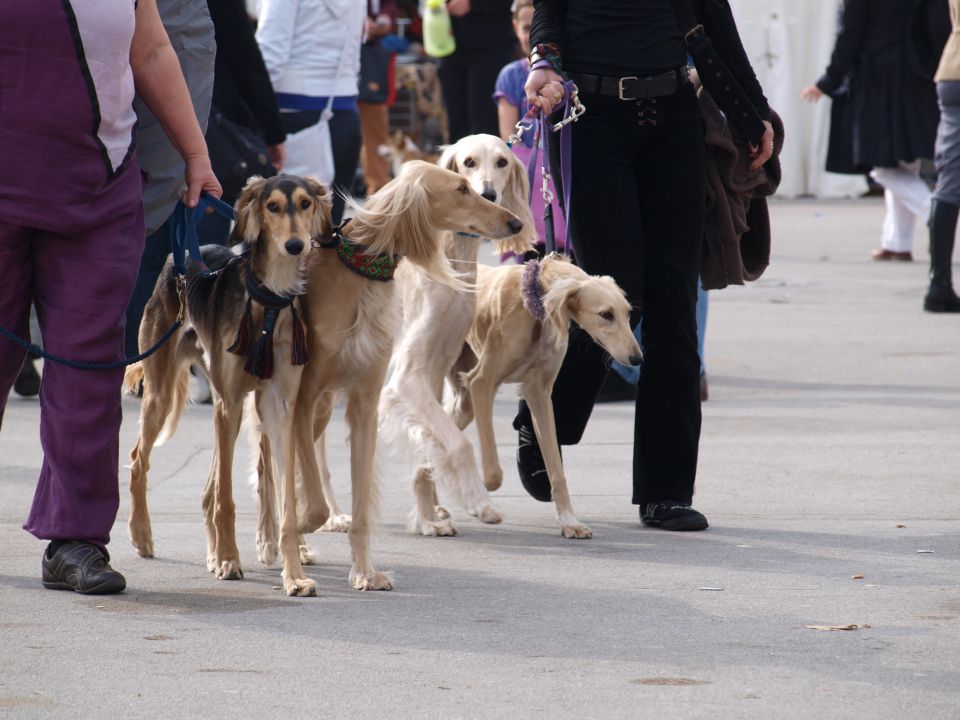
xmin=0 ymin=192 xmax=235 ymax=371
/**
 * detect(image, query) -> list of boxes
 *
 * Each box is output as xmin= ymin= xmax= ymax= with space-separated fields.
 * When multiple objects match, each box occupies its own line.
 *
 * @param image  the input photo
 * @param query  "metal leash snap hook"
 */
xmin=552 ymin=84 xmax=587 ymax=132
xmin=540 ymin=171 xmax=555 ymax=205
xmin=176 ymin=275 xmax=187 ymax=324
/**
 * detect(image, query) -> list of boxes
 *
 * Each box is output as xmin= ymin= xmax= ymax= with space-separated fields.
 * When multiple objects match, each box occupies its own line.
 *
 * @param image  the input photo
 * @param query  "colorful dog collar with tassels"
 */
xmin=315 ymin=222 xmax=401 ymax=282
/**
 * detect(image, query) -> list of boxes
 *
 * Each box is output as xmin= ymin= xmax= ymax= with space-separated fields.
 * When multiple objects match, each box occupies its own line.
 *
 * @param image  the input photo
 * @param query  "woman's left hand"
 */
xmin=748 ymin=120 xmax=774 ymax=171
xmin=182 ymin=153 xmax=222 ymax=207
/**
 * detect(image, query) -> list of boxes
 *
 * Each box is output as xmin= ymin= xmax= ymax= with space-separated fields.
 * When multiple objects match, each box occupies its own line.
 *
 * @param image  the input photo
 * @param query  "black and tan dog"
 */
xmin=124 ymin=175 xmax=331 ymax=597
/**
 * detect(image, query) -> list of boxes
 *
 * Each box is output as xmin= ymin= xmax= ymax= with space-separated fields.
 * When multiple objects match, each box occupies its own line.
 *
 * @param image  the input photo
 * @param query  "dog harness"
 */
xmin=316 ymin=222 xmax=400 ymax=282
xmin=228 ymin=265 xmax=308 ymax=380
xmin=521 ymin=259 xmax=547 ymax=322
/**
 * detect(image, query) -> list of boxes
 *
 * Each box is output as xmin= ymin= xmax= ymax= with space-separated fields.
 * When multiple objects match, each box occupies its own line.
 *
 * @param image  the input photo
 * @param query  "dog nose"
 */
xmin=285 ymin=239 xmax=305 ymax=256
xmin=628 ymin=353 xmax=644 ymax=366
xmin=507 ymin=218 xmax=524 ymax=235
xmin=481 ymin=189 xmax=498 ymax=202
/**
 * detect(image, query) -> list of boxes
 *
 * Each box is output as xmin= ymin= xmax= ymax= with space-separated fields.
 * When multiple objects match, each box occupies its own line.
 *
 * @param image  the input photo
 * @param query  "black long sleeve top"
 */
xmin=530 ymin=0 xmax=769 ymax=118
xmin=207 ymin=0 xmax=286 ymax=146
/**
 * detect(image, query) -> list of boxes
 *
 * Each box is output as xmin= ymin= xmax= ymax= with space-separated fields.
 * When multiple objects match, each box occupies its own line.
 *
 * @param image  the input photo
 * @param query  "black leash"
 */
xmin=0 ymin=192 xmax=235 ymax=371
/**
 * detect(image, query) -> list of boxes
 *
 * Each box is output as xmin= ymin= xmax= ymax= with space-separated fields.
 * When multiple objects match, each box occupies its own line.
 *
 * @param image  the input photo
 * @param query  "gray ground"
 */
xmin=1 ymin=199 xmax=958 ymax=720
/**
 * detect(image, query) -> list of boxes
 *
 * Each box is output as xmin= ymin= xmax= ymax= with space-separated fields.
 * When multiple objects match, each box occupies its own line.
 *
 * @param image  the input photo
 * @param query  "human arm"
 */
xmin=813 ymin=0 xmax=868 ymax=96
xmin=207 ymin=0 xmax=286 ymax=166
xmin=130 ymin=0 xmax=221 ymax=206
xmin=524 ymin=0 xmax=567 ymax=113
xmin=255 ymin=0 xmax=298 ymax=87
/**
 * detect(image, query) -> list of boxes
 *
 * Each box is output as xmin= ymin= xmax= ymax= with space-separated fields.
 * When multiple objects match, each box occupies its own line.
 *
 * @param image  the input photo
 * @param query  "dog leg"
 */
xmin=315 ymin=428 xmax=351 ymax=533
xmin=260 ymin=387 xmax=317 ymax=598
xmin=210 ymin=397 xmax=245 ymax=578
xmin=346 ymin=389 xmax=392 ymax=591
xmin=296 ymin=393 xmax=334 ymax=534
xmin=254 ymin=433 xmax=280 ymax=566
xmin=466 ymin=374 xmax=503 ymax=493
xmin=408 ymin=465 xmax=458 ymax=536
xmin=522 ymin=381 xmax=592 ymax=539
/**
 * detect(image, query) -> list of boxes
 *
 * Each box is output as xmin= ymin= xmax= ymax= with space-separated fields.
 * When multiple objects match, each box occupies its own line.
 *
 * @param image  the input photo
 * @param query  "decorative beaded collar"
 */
xmin=315 ymin=222 xmax=400 ymax=282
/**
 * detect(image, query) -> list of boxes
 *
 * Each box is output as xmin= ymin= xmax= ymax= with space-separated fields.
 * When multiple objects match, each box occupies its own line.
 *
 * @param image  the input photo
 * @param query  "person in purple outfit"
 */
xmin=0 ymin=0 xmax=221 ymax=594
xmin=493 ymin=0 xmax=566 ymax=256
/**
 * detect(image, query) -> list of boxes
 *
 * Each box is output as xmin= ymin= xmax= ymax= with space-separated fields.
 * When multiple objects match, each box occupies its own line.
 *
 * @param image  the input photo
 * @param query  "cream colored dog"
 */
xmin=379 ymin=134 xmax=536 ymax=537
xmin=449 ymin=254 xmax=643 ymax=538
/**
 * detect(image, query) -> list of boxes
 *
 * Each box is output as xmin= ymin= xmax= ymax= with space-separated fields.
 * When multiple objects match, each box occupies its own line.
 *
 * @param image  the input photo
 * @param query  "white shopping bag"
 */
xmin=282 ymin=106 xmax=335 ymax=185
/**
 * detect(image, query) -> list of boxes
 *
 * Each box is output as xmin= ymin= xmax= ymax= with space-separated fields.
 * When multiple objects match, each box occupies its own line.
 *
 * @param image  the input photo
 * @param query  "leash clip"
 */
xmin=508 ymin=107 xmax=538 ymax=148
xmin=540 ymin=171 xmax=555 ymax=205
xmin=552 ymin=84 xmax=586 ymax=132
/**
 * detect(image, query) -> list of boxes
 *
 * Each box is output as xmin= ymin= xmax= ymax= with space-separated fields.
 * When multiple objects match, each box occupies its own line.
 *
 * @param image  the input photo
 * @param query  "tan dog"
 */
xmin=450 ymin=255 xmax=643 ymax=538
xmin=253 ymin=160 xmax=527 ymax=590
xmin=125 ymin=175 xmax=331 ymax=597
xmin=378 ymin=134 xmax=536 ymax=537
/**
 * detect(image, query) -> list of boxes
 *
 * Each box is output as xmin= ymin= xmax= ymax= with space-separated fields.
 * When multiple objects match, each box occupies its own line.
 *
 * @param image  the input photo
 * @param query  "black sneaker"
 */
xmin=41 ymin=541 xmax=126 ymax=594
xmin=640 ymin=502 xmax=709 ymax=531
xmin=516 ymin=424 xmax=554 ymax=502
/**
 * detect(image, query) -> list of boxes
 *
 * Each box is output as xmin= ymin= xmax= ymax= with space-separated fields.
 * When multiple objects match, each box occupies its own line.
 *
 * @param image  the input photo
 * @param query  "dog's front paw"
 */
xmin=319 ymin=514 xmax=352 ymax=533
xmin=434 ymin=505 xmax=452 ymax=521
xmin=129 ymin=524 xmax=155 ymax=559
xmin=350 ymin=569 xmax=393 ymax=591
xmin=413 ymin=518 xmax=458 ymax=537
xmin=284 ymin=577 xmax=318 ymax=597
xmin=214 ymin=559 xmax=244 ymax=580
xmin=299 ymin=544 xmax=317 ymax=565
xmin=560 ymin=523 xmax=593 ymax=539
xmin=483 ymin=468 xmax=503 ymax=492
xmin=472 ymin=504 xmax=502 ymax=525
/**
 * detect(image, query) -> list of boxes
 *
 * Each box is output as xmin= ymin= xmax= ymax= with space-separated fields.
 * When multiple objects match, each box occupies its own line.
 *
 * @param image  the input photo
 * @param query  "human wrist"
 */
xmin=529 ymin=42 xmax=563 ymax=75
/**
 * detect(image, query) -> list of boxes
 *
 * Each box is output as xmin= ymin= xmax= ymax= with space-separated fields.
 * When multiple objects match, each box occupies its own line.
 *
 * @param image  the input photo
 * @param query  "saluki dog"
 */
xmin=377 ymin=134 xmax=537 ymax=537
xmin=125 ymin=175 xmax=331 ymax=596
xmin=451 ymin=255 xmax=643 ymax=538
xmin=253 ymin=160 xmax=526 ymax=590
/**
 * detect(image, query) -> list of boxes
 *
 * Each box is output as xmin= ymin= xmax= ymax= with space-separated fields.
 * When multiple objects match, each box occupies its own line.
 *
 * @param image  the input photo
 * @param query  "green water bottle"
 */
xmin=424 ymin=0 xmax=456 ymax=58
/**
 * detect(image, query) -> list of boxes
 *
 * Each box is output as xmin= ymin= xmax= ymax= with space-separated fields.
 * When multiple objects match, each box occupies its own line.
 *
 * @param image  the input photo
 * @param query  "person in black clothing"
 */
xmin=439 ymin=0 xmax=517 ymax=142
xmin=518 ymin=0 xmax=774 ymax=531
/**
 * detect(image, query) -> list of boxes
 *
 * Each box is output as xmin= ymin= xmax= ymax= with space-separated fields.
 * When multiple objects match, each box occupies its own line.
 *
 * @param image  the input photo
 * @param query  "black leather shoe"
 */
xmin=14 ymin=357 xmax=41 ymax=397
xmin=640 ymin=502 xmax=709 ymax=531
xmin=42 ymin=541 xmax=126 ymax=594
xmin=517 ymin=424 xmax=554 ymax=502
xmin=923 ymin=285 xmax=960 ymax=313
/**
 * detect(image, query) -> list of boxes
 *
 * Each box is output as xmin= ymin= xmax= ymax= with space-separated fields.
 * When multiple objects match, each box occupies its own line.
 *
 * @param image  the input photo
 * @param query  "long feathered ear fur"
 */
xmin=302 ymin=176 xmax=334 ymax=239
xmin=496 ymin=149 xmax=538 ymax=255
xmin=438 ymin=144 xmax=458 ymax=173
xmin=227 ymin=175 xmax=270 ymax=246
xmin=543 ymin=276 xmax=582 ymax=349
xmin=345 ymin=162 xmax=463 ymax=290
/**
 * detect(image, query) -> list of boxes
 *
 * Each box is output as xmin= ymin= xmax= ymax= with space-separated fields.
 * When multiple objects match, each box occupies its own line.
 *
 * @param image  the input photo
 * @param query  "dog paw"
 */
xmin=434 ymin=505 xmax=452 ymax=521
xmin=130 ymin=533 xmax=154 ymax=559
xmin=299 ymin=544 xmax=317 ymax=566
xmin=413 ymin=518 xmax=458 ymax=537
xmin=257 ymin=539 xmax=279 ymax=566
xmin=214 ymin=559 xmax=244 ymax=580
xmin=284 ymin=577 xmax=318 ymax=597
xmin=350 ymin=569 xmax=393 ymax=591
xmin=560 ymin=523 xmax=593 ymax=539
xmin=472 ymin=504 xmax=502 ymax=525
xmin=319 ymin=514 xmax=352 ymax=533
xmin=483 ymin=468 xmax=503 ymax=492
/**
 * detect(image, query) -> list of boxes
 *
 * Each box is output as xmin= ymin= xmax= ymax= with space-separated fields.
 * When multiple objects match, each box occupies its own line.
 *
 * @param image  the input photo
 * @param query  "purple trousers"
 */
xmin=0 ymin=198 xmax=144 ymax=547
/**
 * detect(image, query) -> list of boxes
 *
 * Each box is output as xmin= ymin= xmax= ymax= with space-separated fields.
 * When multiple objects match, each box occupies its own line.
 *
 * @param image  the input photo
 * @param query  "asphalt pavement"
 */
xmin=1 ymin=198 xmax=958 ymax=719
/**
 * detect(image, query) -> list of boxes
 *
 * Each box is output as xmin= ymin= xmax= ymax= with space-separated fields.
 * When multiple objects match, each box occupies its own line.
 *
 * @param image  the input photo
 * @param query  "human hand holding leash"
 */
xmin=182 ymin=153 xmax=222 ymax=208
xmin=525 ymin=67 xmax=565 ymax=115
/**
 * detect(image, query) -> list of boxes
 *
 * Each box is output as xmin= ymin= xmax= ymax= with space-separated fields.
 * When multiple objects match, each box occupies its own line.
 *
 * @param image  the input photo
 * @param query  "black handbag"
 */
xmin=358 ymin=43 xmax=392 ymax=104
xmin=669 ymin=0 xmax=767 ymax=147
xmin=205 ymin=108 xmax=276 ymax=203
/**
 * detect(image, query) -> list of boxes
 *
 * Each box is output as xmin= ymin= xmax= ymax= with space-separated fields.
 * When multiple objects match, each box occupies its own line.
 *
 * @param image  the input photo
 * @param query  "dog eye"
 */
xmin=267 ymin=201 xmax=280 ymax=213
xmin=496 ymin=158 xmax=508 ymax=168
xmin=463 ymin=157 xmax=476 ymax=168
xmin=457 ymin=184 xmax=469 ymax=194
xmin=599 ymin=310 xmax=614 ymax=321
xmin=300 ymin=199 xmax=311 ymax=209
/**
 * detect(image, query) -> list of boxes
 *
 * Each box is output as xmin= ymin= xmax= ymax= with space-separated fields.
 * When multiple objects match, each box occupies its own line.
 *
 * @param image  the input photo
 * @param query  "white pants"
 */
xmin=870 ymin=161 xmax=932 ymax=253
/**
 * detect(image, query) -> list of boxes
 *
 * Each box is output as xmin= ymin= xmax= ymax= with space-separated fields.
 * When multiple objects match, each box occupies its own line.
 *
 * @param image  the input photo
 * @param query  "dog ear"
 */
xmin=228 ymin=176 xmax=268 ymax=246
xmin=303 ymin=177 xmax=334 ymax=238
xmin=543 ymin=277 xmax=582 ymax=347
xmin=437 ymin=144 xmax=458 ymax=172
xmin=496 ymin=150 xmax=538 ymax=256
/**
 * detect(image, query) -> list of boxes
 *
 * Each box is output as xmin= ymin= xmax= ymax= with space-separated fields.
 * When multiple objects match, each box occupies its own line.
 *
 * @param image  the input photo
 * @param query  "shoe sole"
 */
xmin=42 ymin=578 xmax=126 ymax=594
xmin=641 ymin=518 xmax=709 ymax=531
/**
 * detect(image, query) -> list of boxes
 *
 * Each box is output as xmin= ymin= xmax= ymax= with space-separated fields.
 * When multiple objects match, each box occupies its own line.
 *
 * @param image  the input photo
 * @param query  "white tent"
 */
xmin=728 ymin=0 xmax=868 ymax=198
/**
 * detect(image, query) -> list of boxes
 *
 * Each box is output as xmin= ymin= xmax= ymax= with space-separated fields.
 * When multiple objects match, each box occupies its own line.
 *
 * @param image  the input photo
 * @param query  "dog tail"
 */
xmin=123 ymin=362 xmax=145 ymax=396
xmin=154 ymin=363 xmax=190 ymax=447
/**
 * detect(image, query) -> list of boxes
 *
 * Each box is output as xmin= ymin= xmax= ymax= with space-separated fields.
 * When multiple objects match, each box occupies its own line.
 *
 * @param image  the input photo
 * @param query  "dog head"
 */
xmin=230 ymin=175 xmax=332 ymax=259
xmin=543 ymin=259 xmax=642 ymax=367
xmin=439 ymin=134 xmax=537 ymax=254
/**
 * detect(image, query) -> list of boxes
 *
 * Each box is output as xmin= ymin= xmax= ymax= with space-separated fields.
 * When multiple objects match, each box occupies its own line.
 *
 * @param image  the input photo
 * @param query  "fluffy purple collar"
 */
xmin=521 ymin=259 xmax=546 ymax=322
